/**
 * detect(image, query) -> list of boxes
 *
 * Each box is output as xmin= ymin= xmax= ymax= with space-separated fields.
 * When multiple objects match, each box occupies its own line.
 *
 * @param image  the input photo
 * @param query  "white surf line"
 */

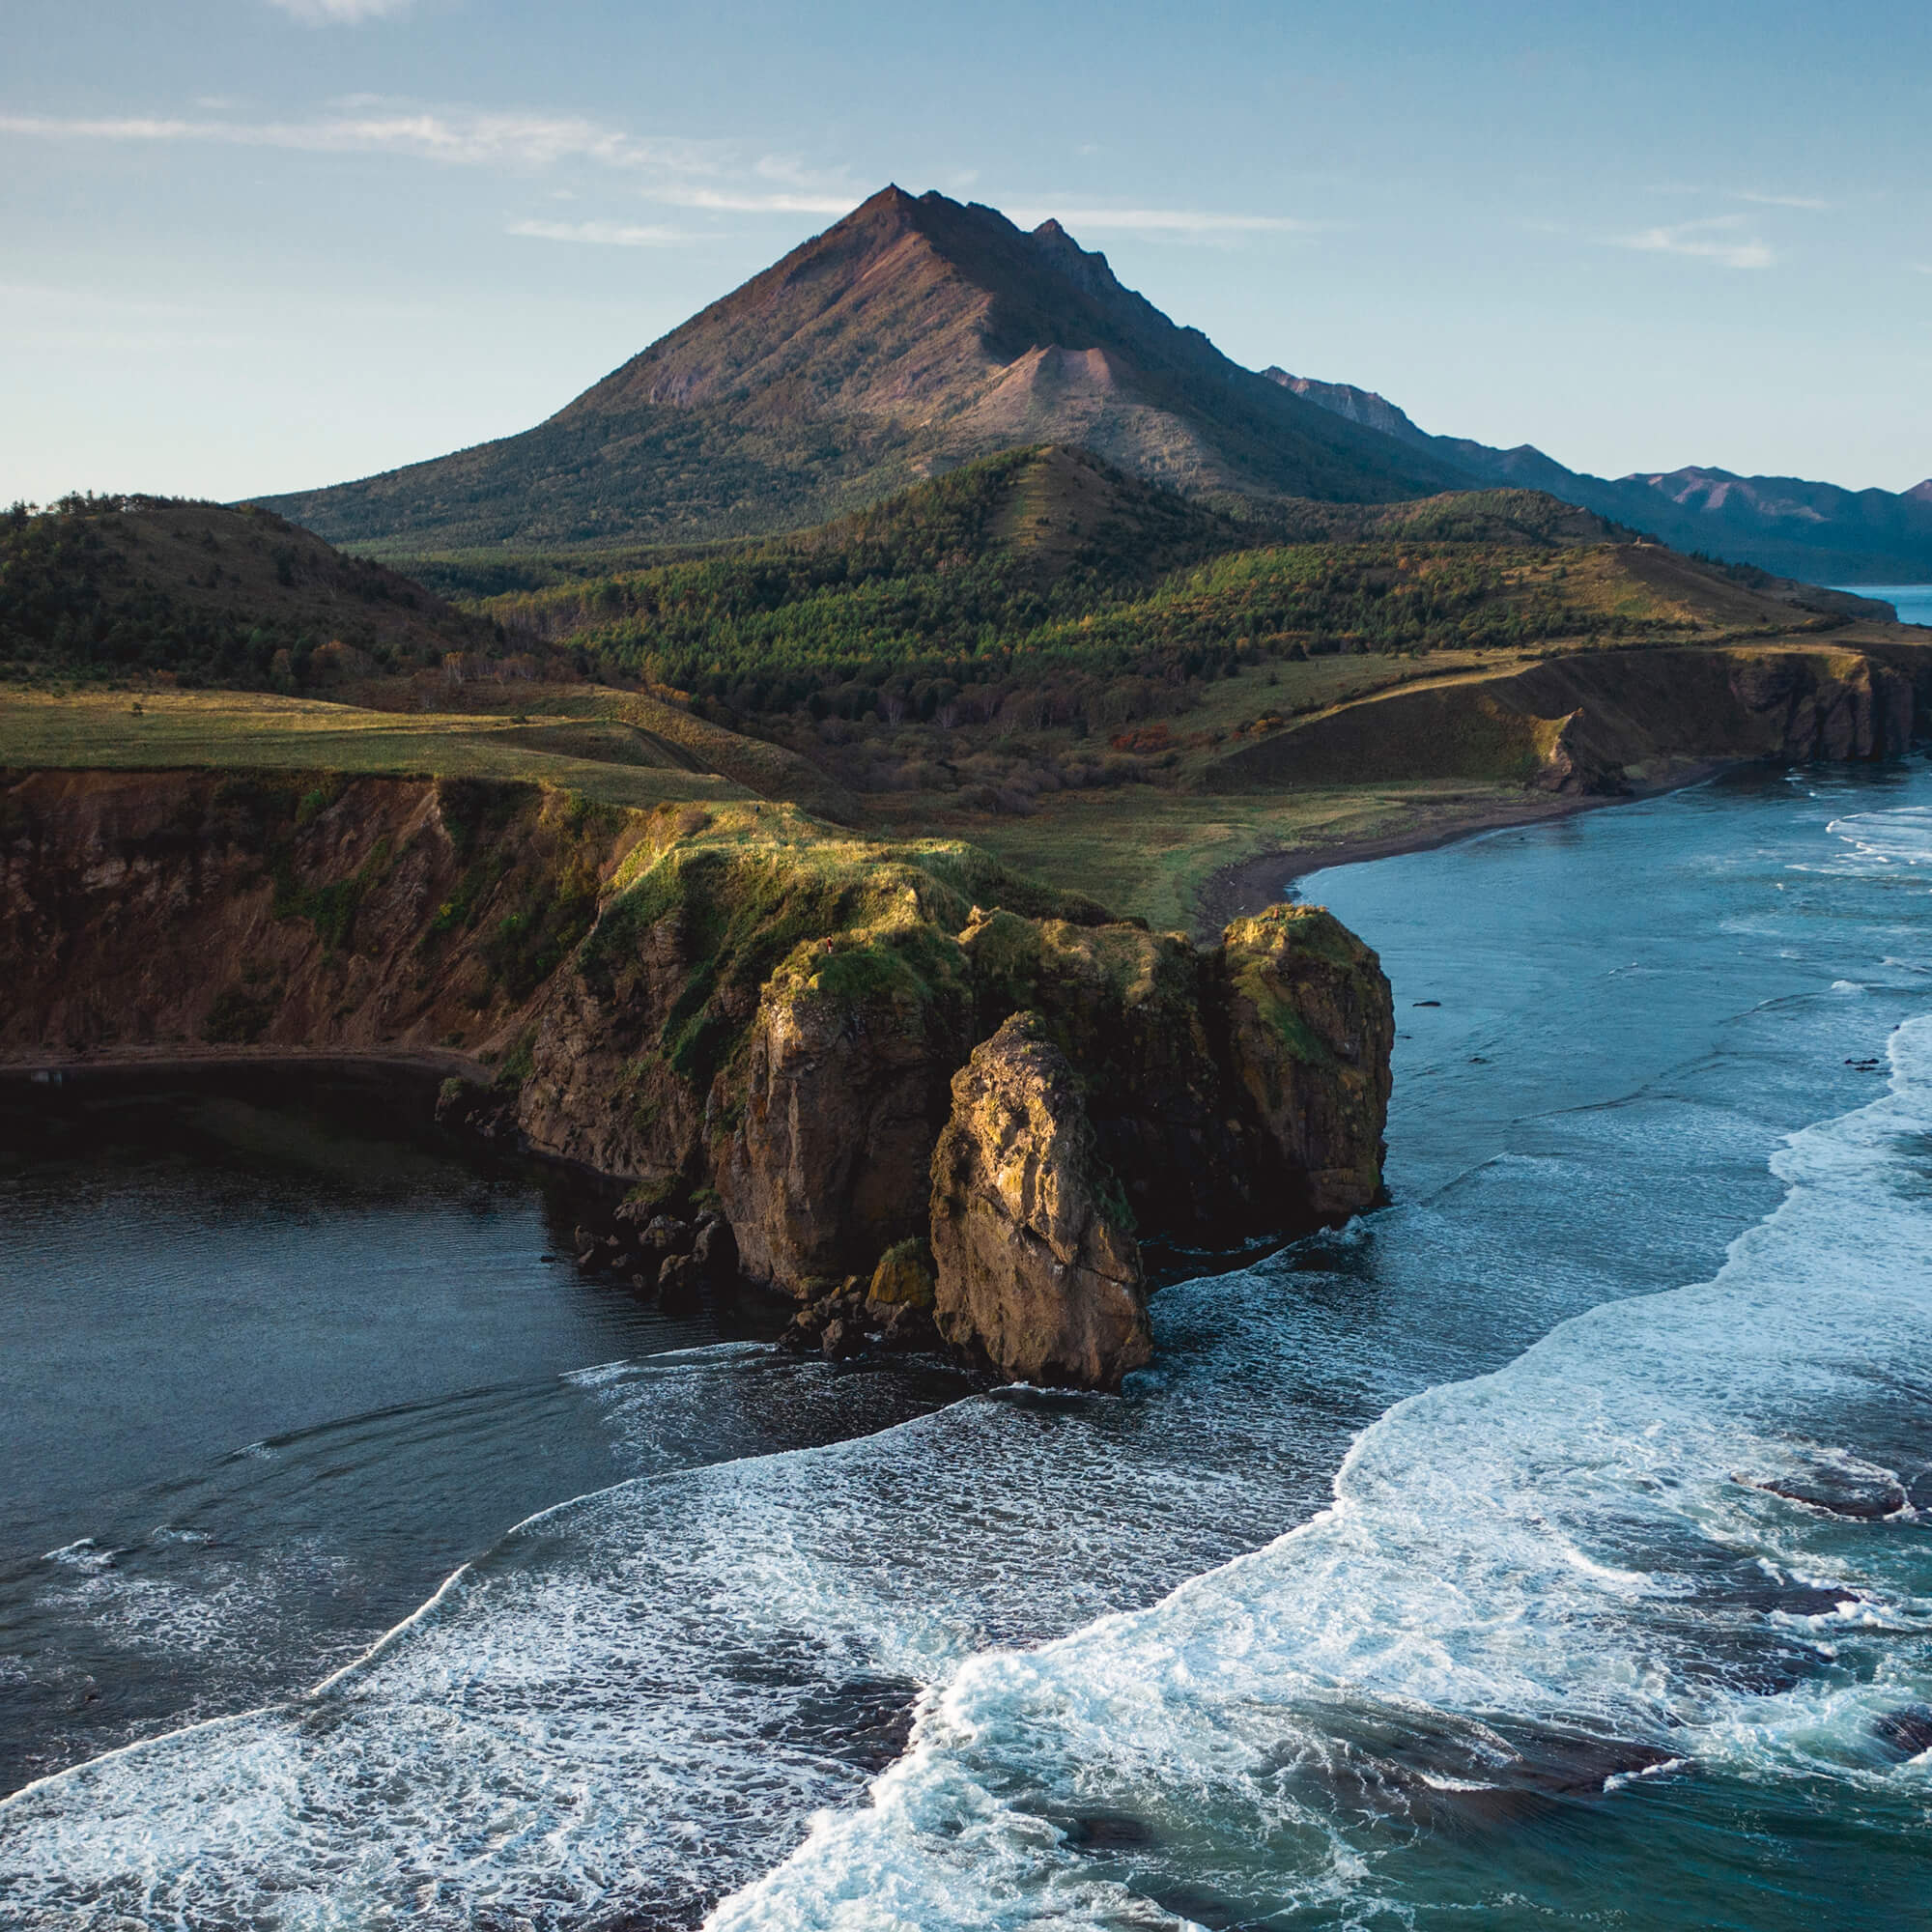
xmin=705 ymin=1010 xmax=1932 ymax=1926
xmin=0 ymin=1706 xmax=273 ymax=1814
xmin=0 ymin=1343 xmax=987 ymax=1811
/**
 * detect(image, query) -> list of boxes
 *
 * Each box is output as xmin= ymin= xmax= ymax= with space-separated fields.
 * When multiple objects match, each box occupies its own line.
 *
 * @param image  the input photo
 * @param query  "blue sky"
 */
xmin=5 ymin=0 xmax=1928 ymax=506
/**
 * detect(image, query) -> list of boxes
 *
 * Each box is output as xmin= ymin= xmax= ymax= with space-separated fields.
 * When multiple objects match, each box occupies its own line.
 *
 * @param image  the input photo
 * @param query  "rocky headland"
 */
xmin=0 ymin=768 xmax=1393 ymax=1389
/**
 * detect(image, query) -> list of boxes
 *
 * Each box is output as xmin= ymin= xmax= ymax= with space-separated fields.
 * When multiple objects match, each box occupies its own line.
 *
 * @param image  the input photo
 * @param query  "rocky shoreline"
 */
xmin=4 ymin=770 xmax=1394 ymax=1391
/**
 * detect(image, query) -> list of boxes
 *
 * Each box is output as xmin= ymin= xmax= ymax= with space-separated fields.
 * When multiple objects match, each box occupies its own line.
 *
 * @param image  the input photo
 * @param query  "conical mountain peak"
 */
xmin=262 ymin=186 xmax=1462 ymax=550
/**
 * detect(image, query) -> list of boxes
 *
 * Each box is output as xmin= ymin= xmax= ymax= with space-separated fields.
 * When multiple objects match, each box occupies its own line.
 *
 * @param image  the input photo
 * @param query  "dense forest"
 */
xmin=3 ymin=458 xmax=1819 ymax=795
xmin=467 ymin=452 xmax=1702 ymax=731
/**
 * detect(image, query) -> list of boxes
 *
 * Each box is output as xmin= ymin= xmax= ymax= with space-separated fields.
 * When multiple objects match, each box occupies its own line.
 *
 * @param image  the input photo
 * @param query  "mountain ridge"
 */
xmin=1264 ymin=368 xmax=1932 ymax=582
xmin=254 ymin=185 xmax=1930 ymax=584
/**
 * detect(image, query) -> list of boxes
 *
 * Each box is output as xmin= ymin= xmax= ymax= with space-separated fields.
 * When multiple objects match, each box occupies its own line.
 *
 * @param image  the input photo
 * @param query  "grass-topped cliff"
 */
xmin=4 ymin=447 xmax=1927 ymax=937
xmin=1 ymin=764 xmax=1393 ymax=1384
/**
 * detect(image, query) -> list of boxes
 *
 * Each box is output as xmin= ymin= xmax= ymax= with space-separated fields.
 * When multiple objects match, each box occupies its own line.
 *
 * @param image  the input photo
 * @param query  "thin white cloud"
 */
xmin=1650 ymin=181 xmax=1833 ymax=213
xmin=1615 ymin=215 xmax=1774 ymax=270
xmin=507 ymin=217 xmax=692 ymax=246
xmin=649 ymin=186 xmax=856 ymax=214
xmin=752 ymin=154 xmax=847 ymax=188
xmin=266 ymin=0 xmax=413 ymax=21
xmin=1009 ymin=207 xmax=1321 ymax=235
xmin=0 ymin=106 xmax=715 ymax=174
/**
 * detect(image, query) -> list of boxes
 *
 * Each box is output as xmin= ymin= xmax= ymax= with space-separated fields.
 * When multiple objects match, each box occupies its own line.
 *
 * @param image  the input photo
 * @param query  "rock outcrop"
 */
xmin=2 ymin=772 xmax=1394 ymax=1388
xmin=0 ymin=769 xmax=633 ymax=1063
xmin=929 ymin=1013 xmax=1149 ymax=1389
xmin=1221 ymin=906 xmax=1395 ymax=1222
xmin=1204 ymin=643 xmax=1920 ymax=797
xmin=720 ymin=920 xmax=971 ymax=1289
xmin=956 ymin=901 xmax=1393 ymax=1239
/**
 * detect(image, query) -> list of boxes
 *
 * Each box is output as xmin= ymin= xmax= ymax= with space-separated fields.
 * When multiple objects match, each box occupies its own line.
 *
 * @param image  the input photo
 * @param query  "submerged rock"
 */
xmin=1874 ymin=1705 xmax=1932 ymax=1758
xmin=929 ymin=1013 xmax=1150 ymax=1391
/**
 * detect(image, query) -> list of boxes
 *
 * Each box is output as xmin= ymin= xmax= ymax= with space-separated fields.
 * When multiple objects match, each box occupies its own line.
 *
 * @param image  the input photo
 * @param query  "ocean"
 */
xmin=1 ymin=760 xmax=1928 ymax=1928
xmin=1836 ymin=583 xmax=1932 ymax=628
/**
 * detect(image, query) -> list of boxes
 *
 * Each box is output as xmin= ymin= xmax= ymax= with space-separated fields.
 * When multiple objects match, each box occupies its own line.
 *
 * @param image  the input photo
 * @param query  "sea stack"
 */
xmin=929 ymin=1012 xmax=1151 ymax=1390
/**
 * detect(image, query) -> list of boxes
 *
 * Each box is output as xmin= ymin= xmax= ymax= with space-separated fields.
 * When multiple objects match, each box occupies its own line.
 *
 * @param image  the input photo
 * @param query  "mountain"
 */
xmin=1264 ymin=369 xmax=1932 ymax=584
xmin=460 ymin=445 xmax=1898 ymax=745
xmin=259 ymin=187 xmax=1464 ymax=554
xmin=0 ymin=494 xmax=495 ymax=687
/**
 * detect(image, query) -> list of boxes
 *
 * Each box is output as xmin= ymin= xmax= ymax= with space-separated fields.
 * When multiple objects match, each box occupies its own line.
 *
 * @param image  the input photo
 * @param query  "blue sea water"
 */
xmin=2 ymin=763 xmax=1930 ymax=1928
xmin=1834 ymin=582 xmax=1932 ymax=627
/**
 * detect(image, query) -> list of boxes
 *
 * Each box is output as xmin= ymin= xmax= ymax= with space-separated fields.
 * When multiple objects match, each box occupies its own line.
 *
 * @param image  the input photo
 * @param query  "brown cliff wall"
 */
xmin=1204 ymin=644 xmax=1918 ymax=796
xmin=930 ymin=1013 xmax=1150 ymax=1390
xmin=2 ymin=771 xmax=1395 ymax=1387
xmin=0 ymin=769 xmax=636 ymax=1065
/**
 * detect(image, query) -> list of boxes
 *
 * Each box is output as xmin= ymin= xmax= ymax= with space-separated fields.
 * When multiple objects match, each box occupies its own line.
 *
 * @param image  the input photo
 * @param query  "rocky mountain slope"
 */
xmin=258 ymin=188 xmax=1463 ymax=552
xmin=0 ymin=770 xmax=1392 ymax=1389
xmin=1266 ymin=369 xmax=1932 ymax=584
xmin=249 ymin=183 xmax=1926 ymax=585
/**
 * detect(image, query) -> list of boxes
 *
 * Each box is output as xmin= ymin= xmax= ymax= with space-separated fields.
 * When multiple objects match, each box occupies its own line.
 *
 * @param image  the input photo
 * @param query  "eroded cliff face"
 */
xmin=720 ymin=921 xmax=972 ymax=1288
xmin=2 ymin=772 xmax=1394 ymax=1388
xmin=956 ymin=903 xmax=1392 ymax=1238
xmin=930 ymin=1013 xmax=1149 ymax=1390
xmin=1205 ymin=643 xmax=1919 ymax=797
xmin=0 ymin=769 xmax=634 ymax=1063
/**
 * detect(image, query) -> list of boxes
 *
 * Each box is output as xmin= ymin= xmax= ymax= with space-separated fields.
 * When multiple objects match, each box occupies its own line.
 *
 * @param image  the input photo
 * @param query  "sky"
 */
xmin=4 ymin=0 xmax=1929 ymax=507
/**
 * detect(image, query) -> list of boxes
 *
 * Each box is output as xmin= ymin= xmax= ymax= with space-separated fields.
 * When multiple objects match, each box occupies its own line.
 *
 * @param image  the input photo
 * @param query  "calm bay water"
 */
xmin=1835 ymin=582 xmax=1932 ymax=627
xmin=2 ymin=764 xmax=1930 ymax=1927
xmin=0 ymin=1070 xmax=966 ymax=1801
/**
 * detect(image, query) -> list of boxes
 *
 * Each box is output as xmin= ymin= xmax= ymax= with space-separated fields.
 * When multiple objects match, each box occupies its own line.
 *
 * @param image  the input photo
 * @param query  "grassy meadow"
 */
xmin=7 ymin=458 xmax=1915 ymax=941
xmin=0 ymin=690 xmax=750 ymax=811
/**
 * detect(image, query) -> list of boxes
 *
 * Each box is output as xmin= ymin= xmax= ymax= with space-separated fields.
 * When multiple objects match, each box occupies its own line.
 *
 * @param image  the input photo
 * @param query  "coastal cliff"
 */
xmin=1 ymin=768 xmax=1393 ymax=1387
xmin=1205 ymin=643 xmax=1918 ymax=796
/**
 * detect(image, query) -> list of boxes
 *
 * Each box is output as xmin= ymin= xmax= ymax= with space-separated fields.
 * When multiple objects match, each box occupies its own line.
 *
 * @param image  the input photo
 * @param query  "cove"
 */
xmin=3 ymin=759 xmax=1929 ymax=1928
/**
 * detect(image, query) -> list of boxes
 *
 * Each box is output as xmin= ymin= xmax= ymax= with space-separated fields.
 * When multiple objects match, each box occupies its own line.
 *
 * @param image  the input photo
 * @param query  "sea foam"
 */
xmin=5 ymin=792 xmax=1930 ymax=1931
xmin=708 ymin=1015 xmax=1932 ymax=1929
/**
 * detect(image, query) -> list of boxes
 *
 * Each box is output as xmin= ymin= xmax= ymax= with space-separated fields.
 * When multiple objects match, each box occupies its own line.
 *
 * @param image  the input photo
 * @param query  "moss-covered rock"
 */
xmin=519 ymin=802 xmax=1114 ymax=1285
xmin=1218 ymin=903 xmax=1393 ymax=1220
xmin=867 ymin=1238 xmax=935 ymax=1312
xmin=929 ymin=1012 xmax=1149 ymax=1390
xmin=720 ymin=911 xmax=972 ymax=1291
xmin=961 ymin=908 xmax=1247 ymax=1236
xmin=4 ymin=768 xmax=1395 ymax=1390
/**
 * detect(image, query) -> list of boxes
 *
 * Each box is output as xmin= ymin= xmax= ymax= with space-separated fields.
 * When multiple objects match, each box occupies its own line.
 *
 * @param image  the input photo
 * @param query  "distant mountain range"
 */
xmin=260 ymin=187 xmax=1932 ymax=585
xmin=1268 ymin=372 xmax=1932 ymax=584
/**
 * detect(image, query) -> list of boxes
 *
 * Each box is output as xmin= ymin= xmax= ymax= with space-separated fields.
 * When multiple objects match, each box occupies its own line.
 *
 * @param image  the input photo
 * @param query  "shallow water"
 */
xmin=2 ymin=763 xmax=1929 ymax=1927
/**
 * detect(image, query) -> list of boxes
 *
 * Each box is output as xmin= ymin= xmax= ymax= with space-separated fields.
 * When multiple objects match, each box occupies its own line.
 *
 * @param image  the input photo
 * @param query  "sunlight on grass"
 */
xmin=0 ymin=690 xmax=750 ymax=810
